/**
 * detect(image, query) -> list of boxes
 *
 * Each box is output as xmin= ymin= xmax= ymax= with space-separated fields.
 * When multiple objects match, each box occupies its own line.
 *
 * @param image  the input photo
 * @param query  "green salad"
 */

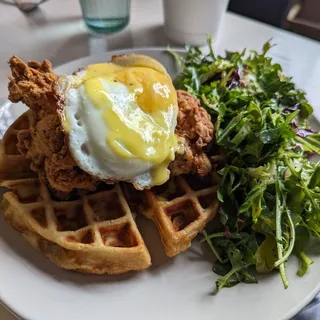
xmin=170 ymin=38 xmax=320 ymax=291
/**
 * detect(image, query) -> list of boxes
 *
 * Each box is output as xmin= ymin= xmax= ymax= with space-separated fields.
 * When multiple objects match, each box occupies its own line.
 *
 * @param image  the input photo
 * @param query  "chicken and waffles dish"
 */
xmin=0 ymin=54 xmax=219 ymax=274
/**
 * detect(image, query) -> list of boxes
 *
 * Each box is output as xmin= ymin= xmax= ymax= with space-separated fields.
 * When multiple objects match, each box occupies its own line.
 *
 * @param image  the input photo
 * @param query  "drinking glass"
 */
xmin=79 ymin=0 xmax=130 ymax=34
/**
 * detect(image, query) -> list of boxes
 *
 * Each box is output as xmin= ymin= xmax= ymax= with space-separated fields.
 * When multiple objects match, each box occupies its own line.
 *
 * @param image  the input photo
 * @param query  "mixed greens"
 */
xmin=170 ymin=38 xmax=320 ymax=291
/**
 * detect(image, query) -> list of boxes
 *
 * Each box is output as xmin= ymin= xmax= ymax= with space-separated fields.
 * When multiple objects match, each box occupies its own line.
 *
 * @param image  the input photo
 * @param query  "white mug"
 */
xmin=163 ymin=0 xmax=229 ymax=46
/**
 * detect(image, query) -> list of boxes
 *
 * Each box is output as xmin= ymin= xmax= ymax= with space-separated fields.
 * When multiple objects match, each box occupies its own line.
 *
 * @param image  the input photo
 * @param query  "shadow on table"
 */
xmin=49 ymin=33 xmax=91 ymax=67
xmin=132 ymin=25 xmax=182 ymax=48
xmin=49 ymin=30 xmax=134 ymax=67
xmin=25 ymin=10 xmax=82 ymax=28
xmin=294 ymin=294 xmax=320 ymax=320
xmin=0 ymin=0 xmax=14 ymax=5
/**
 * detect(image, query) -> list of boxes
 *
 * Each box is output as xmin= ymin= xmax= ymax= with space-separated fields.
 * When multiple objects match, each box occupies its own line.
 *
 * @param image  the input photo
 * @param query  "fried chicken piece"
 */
xmin=176 ymin=90 xmax=213 ymax=148
xmin=8 ymin=56 xmax=59 ymax=120
xmin=8 ymin=57 xmax=214 ymax=194
xmin=9 ymin=56 xmax=98 ymax=193
xmin=169 ymin=90 xmax=213 ymax=176
xmin=44 ymin=143 xmax=98 ymax=192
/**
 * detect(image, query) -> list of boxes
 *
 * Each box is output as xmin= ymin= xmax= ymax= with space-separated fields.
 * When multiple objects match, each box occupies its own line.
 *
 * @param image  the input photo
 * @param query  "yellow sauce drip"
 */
xmin=82 ymin=61 xmax=178 ymax=186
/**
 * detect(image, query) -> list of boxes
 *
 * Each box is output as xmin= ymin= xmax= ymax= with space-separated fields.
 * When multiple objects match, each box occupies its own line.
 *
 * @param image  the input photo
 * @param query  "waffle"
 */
xmin=0 ymin=111 xmax=220 ymax=273
xmin=0 ymin=112 xmax=151 ymax=274
xmin=2 ymin=179 xmax=152 ymax=274
xmin=0 ymin=110 xmax=36 ymax=185
xmin=142 ymin=174 xmax=219 ymax=256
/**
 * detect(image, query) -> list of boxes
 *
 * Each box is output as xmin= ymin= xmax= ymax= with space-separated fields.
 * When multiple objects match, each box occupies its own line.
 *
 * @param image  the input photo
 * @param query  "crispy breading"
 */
xmin=9 ymin=56 xmax=98 ymax=193
xmin=8 ymin=56 xmax=214 ymax=194
xmin=169 ymin=90 xmax=213 ymax=176
xmin=175 ymin=90 xmax=213 ymax=149
xmin=8 ymin=56 xmax=59 ymax=119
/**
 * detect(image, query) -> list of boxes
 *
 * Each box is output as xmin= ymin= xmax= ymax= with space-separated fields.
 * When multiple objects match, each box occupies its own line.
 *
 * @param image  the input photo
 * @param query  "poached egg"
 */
xmin=57 ymin=54 xmax=178 ymax=189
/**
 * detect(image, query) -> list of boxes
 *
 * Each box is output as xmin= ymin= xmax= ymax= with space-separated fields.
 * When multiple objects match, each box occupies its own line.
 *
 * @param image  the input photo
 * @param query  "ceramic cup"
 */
xmin=163 ymin=0 xmax=229 ymax=46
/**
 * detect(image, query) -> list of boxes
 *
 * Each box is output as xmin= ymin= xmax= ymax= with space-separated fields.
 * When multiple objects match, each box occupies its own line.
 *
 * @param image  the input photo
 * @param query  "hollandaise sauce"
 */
xmin=82 ymin=61 xmax=178 ymax=186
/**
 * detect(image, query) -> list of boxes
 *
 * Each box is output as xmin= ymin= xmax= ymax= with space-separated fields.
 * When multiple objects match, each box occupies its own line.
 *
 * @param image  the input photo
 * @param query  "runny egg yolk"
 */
xmin=80 ymin=62 xmax=178 ymax=186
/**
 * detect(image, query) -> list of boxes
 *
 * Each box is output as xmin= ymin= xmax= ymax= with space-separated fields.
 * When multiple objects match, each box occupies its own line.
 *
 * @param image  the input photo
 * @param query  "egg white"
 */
xmin=59 ymin=75 xmax=156 ymax=189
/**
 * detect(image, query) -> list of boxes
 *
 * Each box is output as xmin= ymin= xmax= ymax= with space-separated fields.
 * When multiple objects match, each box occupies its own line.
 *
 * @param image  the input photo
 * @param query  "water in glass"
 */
xmin=79 ymin=0 xmax=130 ymax=33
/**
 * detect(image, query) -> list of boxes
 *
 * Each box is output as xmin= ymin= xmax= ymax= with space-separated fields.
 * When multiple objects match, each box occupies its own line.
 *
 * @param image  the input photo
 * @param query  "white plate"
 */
xmin=0 ymin=48 xmax=319 ymax=320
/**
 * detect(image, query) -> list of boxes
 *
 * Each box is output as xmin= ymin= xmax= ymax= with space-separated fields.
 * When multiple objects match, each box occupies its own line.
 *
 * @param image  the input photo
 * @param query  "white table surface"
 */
xmin=0 ymin=0 xmax=320 ymax=319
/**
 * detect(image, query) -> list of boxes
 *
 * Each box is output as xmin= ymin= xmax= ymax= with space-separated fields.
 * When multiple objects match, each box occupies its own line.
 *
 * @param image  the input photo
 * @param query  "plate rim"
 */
xmin=52 ymin=46 xmax=185 ymax=72
xmin=0 ymin=47 xmax=319 ymax=320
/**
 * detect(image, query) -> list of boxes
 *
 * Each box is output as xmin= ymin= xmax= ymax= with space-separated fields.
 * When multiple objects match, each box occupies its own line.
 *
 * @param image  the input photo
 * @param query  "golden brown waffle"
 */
xmin=0 ymin=111 xmax=220 ymax=273
xmin=0 ymin=110 xmax=36 ymax=185
xmin=2 ymin=178 xmax=152 ymax=274
xmin=142 ymin=175 xmax=219 ymax=257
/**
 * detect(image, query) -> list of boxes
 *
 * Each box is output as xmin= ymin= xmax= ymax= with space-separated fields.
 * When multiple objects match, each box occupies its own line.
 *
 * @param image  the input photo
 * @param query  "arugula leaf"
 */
xmin=308 ymin=161 xmax=320 ymax=188
xmin=256 ymin=233 xmax=277 ymax=273
xmin=172 ymin=40 xmax=320 ymax=291
xmin=296 ymin=251 xmax=314 ymax=277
